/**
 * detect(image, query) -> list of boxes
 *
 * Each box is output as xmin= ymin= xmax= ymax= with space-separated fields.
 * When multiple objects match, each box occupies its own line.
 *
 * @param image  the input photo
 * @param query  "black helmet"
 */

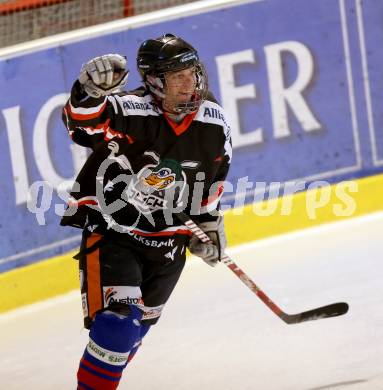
xmin=136 ymin=34 xmax=208 ymax=114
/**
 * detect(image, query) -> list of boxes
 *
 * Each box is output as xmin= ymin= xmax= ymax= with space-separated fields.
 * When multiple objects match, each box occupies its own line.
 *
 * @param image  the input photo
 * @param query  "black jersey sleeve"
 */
xmin=62 ymin=80 xmax=109 ymax=149
xmin=196 ymin=157 xmax=231 ymax=223
xmin=62 ymin=80 xmax=136 ymax=150
xmin=196 ymin=110 xmax=232 ymax=223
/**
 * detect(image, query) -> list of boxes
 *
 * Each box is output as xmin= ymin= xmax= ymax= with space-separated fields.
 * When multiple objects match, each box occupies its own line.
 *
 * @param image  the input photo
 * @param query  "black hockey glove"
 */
xmin=188 ymin=216 xmax=227 ymax=267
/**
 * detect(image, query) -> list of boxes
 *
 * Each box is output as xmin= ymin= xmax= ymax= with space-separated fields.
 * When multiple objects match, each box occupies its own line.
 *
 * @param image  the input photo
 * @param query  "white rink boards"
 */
xmin=1 ymin=212 xmax=383 ymax=390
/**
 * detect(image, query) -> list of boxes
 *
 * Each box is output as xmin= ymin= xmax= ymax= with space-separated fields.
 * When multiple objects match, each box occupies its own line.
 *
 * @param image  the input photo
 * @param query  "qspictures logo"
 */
xmin=26 ymin=140 xmax=360 ymax=227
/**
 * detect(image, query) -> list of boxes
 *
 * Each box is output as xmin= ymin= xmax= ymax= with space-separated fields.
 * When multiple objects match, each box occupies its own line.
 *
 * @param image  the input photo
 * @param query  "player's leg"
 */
xmin=126 ymin=322 xmax=151 ymax=364
xmin=78 ymin=305 xmax=143 ymax=390
xmin=138 ymin=236 xmax=187 ymax=318
xmin=125 ymin=236 xmax=188 ymax=364
xmin=76 ymin=232 xmax=145 ymax=390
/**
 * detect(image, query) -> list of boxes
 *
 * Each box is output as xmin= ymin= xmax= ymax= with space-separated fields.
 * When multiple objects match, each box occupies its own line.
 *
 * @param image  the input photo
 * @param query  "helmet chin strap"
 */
xmin=146 ymin=88 xmax=184 ymax=118
xmin=163 ymin=90 xmax=201 ymax=114
xmin=162 ymin=100 xmax=186 ymax=120
xmin=162 ymin=100 xmax=176 ymax=114
xmin=145 ymin=76 xmax=184 ymax=114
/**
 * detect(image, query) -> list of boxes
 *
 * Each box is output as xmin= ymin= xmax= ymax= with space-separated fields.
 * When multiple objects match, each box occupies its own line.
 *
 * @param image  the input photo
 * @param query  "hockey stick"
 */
xmin=177 ymin=212 xmax=349 ymax=325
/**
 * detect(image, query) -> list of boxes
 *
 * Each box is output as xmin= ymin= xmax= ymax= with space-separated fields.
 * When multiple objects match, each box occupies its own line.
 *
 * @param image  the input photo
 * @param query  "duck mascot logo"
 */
xmin=128 ymin=155 xmax=199 ymax=215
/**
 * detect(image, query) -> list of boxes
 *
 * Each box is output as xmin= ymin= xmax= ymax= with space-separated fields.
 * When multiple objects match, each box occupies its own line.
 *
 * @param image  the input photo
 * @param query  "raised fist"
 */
xmin=79 ymin=54 xmax=129 ymax=98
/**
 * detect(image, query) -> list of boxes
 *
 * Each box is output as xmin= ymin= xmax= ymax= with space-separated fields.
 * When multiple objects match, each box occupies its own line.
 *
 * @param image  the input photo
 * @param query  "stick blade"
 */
xmin=282 ymin=302 xmax=349 ymax=325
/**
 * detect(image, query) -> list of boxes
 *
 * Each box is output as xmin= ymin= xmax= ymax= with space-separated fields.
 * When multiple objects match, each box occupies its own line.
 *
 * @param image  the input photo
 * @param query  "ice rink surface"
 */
xmin=1 ymin=212 xmax=383 ymax=390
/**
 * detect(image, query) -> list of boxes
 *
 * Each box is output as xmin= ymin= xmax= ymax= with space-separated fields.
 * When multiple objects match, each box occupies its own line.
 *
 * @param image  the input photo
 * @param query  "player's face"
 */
xmin=163 ymin=67 xmax=197 ymax=112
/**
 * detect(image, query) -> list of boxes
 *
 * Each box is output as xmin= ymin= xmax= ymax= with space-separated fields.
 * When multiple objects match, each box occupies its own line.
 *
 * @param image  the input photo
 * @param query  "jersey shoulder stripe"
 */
xmin=68 ymin=98 xmax=107 ymax=120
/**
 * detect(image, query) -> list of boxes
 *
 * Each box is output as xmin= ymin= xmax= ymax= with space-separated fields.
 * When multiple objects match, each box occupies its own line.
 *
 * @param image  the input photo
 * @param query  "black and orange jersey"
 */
xmin=61 ymin=81 xmax=232 ymax=239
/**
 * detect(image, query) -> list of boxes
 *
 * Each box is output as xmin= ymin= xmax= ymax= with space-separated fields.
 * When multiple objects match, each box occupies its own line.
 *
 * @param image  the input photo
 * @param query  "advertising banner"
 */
xmin=0 ymin=0 xmax=382 ymax=271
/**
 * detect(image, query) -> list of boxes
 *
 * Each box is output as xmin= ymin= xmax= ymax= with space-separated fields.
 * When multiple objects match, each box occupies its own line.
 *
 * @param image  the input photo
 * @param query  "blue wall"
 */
xmin=0 ymin=0 xmax=382 ymax=271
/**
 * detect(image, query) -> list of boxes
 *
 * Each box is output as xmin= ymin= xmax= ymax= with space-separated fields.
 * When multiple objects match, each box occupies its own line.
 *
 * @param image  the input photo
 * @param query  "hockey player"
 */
xmin=61 ymin=33 xmax=232 ymax=389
